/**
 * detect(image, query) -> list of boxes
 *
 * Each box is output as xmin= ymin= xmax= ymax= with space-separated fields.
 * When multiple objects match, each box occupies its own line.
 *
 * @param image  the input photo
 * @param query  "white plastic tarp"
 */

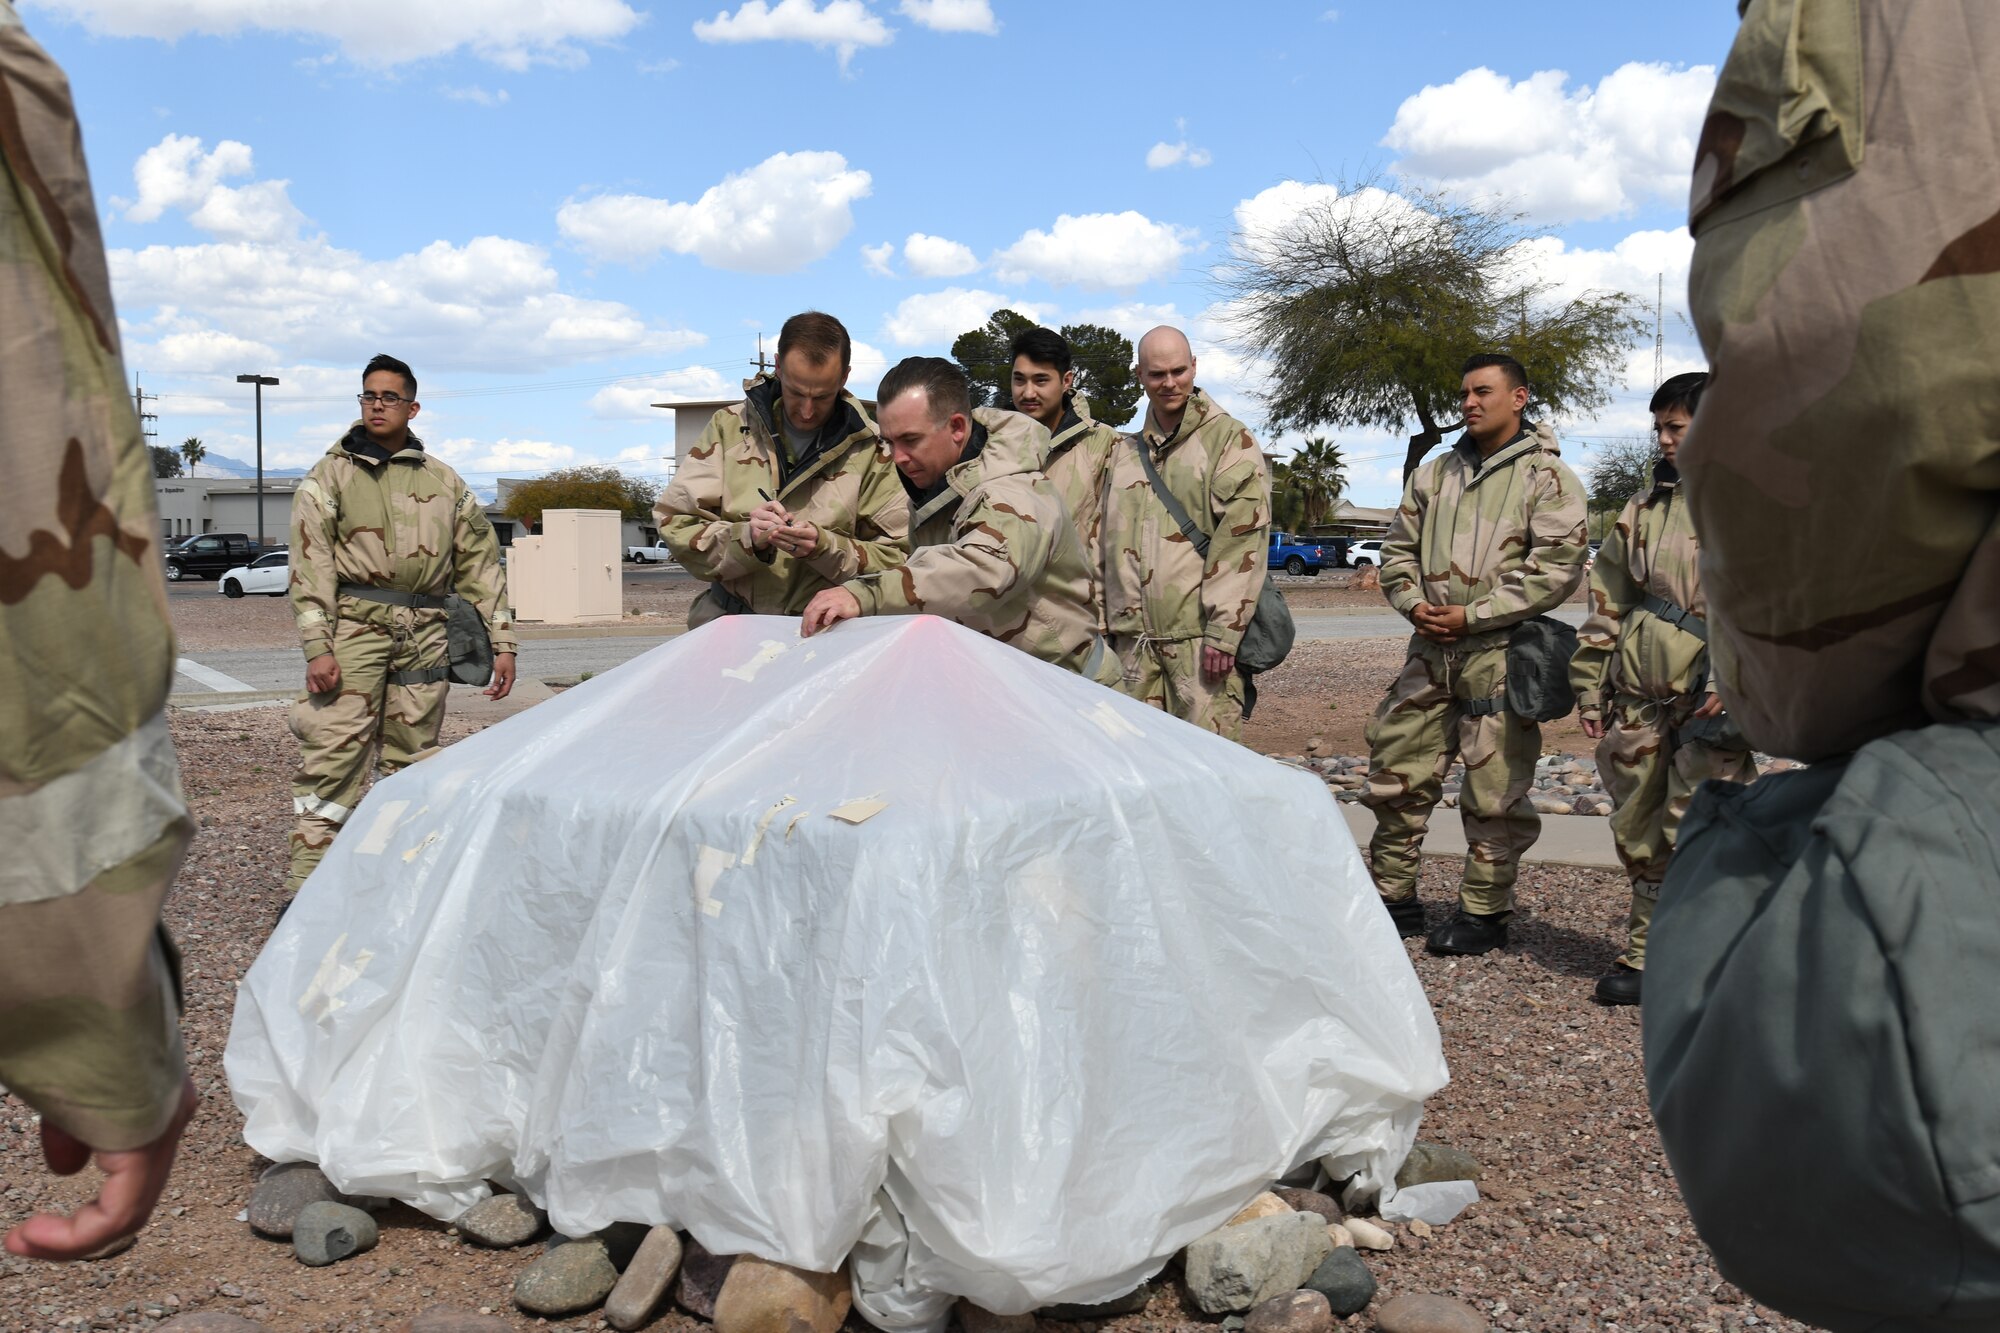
xmin=226 ymin=615 xmax=1446 ymax=1324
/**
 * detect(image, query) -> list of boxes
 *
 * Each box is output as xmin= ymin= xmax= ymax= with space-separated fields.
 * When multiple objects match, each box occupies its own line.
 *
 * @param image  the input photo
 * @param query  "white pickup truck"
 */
xmin=626 ymin=540 xmax=677 ymax=564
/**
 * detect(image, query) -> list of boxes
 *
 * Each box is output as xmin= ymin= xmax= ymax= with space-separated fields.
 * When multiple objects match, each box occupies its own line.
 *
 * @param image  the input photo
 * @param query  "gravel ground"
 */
xmin=0 ymin=695 xmax=1818 ymax=1333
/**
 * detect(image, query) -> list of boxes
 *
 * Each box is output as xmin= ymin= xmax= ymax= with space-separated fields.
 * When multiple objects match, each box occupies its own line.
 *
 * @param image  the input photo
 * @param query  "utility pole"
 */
xmin=752 ymin=333 xmax=772 ymax=376
xmin=1653 ymin=272 xmax=1665 ymax=390
xmin=133 ymin=383 xmax=158 ymax=442
xmin=236 ymin=373 xmax=280 ymax=549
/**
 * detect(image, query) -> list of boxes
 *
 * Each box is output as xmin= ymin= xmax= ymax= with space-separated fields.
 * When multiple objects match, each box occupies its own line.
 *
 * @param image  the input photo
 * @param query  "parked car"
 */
xmin=1267 ymin=531 xmax=1330 ymax=576
xmin=1349 ymin=540 xmax=1384 ymax=567
xmin=219 ymin=550 xmax=289 ymax=599
xmin=626 ymin=540 xmax=677 ymax=564
xmin=164 ymin=532 xmax=269 ymax=581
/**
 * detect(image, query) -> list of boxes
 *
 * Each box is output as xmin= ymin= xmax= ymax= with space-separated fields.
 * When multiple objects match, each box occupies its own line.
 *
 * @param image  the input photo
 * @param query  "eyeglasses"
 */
xmin=357 ymin=392 xmax=412 ymax=407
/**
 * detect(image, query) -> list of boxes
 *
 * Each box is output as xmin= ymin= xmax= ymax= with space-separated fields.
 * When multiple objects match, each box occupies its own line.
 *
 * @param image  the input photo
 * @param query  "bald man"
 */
xmin=1099 ymin=328 xmax=1271 ymax=739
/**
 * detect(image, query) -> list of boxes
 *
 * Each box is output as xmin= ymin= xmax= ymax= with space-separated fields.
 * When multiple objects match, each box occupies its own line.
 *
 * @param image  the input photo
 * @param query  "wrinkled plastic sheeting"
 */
xmin=1378 ymin=1180 xmax=1480 ymax=1226
xmin=225 ymin=615 xmax=1447 ymax=1325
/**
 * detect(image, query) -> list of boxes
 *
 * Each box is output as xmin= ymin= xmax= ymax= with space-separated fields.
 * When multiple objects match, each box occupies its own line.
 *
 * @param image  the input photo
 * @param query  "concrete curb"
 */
xmin=1339 ymin=804 xmax=1620 ymax=871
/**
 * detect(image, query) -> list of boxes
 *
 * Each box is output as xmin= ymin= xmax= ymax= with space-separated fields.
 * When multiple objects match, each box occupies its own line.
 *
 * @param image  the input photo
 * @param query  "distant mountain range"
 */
xmin=191 ymin=453 xmax=306 ymax=480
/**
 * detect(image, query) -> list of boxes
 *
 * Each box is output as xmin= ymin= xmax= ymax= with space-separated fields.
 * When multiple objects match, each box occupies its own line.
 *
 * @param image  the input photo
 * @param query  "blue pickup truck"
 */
xmin=1268 ymin=531 xmax=1344 ymax=576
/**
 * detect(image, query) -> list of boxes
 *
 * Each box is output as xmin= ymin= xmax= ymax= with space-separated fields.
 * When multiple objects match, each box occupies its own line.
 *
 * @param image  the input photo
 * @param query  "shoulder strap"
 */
xmin=1133 ymin=435 xmax=1210 ymax=556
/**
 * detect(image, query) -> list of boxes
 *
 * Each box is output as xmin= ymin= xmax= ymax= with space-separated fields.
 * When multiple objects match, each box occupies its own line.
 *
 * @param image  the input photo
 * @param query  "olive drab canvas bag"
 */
xmin=1644 ymin=720 xmax=2000 ymax=1332
xmin=1132 ymin=439 xmax=1296 ymax=673
xmin=1503 ymin=614 xmax=1579 ymax=722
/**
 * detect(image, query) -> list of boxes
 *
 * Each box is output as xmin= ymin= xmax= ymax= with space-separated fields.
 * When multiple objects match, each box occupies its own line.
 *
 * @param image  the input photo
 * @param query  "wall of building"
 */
xmin=154 ymin=478 xmax=302 ymax=543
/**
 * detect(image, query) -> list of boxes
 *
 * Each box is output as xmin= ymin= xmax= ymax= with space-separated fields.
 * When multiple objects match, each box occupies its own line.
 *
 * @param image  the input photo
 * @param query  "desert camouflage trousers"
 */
xmin=1597 ymin=694 xmax=1756 ymax=968
xmin=287 ymin=610 xmax=451 ymax=893
xmin=1362 ymin=640 xmax=1542 ymax=915
xmin=1109 ymin=633 xmax=1249 ymax=742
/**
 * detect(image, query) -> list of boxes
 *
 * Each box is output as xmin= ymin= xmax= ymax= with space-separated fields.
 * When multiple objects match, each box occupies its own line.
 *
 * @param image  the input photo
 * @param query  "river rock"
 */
xmin=1343 ymin=1217 xmax=1394 ymax=1251
xmin=1243 ymin=1290 xmax=1332 ymax=1333
xmin=1301 ymin=1247 xmax=1375 ymax=1317
xmin=1394 ymin=1142 xmax=1484 ymax=1189
xmin=248 ymin=1163 xmax=353 ymax=1240
xmin=1325 ymin=1223 xmax=1353 ymax=1249
xmin=397 ymin=1307 xmax=511 ymax=1333
xmin=1271 ymin=1186 xmax=1342 ymax=1224
xmin=712 ymin=1256 xmax=850 ymax=1333
xmin=1374 ymin=1293 xmax=1486 ymax=1333
xmin=292 ymin=1202 xmax=379 ymax=1267
xmin=957 ymin=1301 xmax=1035 ymax=1333
xmin=1182 ymin=1211 xmax=1332 ymax=1314
xmin=514 ymin=1237 xmax=618 ymax=1317
xmin=1227 ymin=1192 xmax=1294 ymax=1226
xmin=676 ymin=1237 xmax=736 ymax=1319
xmin=458 ymin=1194 xmax=547 ymax=1249
xmin=606 ymin=1226 xmax=684 ymax=1331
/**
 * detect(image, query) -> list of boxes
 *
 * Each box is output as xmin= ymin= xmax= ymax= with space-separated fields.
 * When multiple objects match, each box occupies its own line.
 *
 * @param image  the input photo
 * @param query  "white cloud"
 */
xmin=861 ymin=241 xmax=897 ymax=277
xmin=882 ymin=287 xmax=1044 ymax=347
xmin=125 ymin=134 xmax=303 ymax=243
xmin=1229 ymin=179 xmax=1435 ymax=266
xmin=897 ymin=0 xmax=996 ymax=33
xmin=902 ymin=232 xmax=979 ymax=278
xmin=443 ymin=85 xmax=510 ymax=106
xmin=557 ymin=151 xmax=871 ymax=272
xmin=431 ymin=436 xmax=579 ymax=474
xmin=692 ymin=0 xmax=892 ymax=71
xmin=991 ymin=212 xmax=1196 ymax=291
xmin=638 ymin=57 xmax=682 ymax=74
xmin=1146 ymin=139 xmax=1212 ymax=170
xmin=589 ymin=367 xmax=736 ymax=419
xmin=847 ymin=338 xmax=891 ymax=395
xmin=146 ymin=328 xmax=282 ymax=373
xmin=1383 ymin=62 xmax=1716 ymax=222
xmin=33 ymin=0 xmax=641 ymax=69
xmin=1507 ymin=227 xmax=1694 ymax=309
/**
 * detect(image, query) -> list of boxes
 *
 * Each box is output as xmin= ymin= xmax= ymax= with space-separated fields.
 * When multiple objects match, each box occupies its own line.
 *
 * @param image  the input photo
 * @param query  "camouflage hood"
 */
xmin=905 ymin=407 xmax=1049 ymax=543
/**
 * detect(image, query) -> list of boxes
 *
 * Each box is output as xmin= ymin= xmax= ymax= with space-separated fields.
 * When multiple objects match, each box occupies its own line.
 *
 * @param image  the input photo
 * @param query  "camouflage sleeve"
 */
xmin=289 ymin=465 xmax=340 ymax=662
xmin=1569 ymin=494 xmax=1645 ymax=720
xmin=845 ymin=483 xmax=1044 ymax=621
xmin=1200 ymin=427 xmax=1271 ymax=655
xmin=0 ymin=8 xmax=192 ymax=1151
xmin=1463 ymin=460 xmax=1589 ymax=633
xmin=655 ymin=411 xmax=766 ymax=582
xmin=802 ymin=445 xmax=910 ymax=584
xmin=1378 ymin=466 xmax=1430 ymax=619
xmin=450 ymin=485 xmax=518 ymax=654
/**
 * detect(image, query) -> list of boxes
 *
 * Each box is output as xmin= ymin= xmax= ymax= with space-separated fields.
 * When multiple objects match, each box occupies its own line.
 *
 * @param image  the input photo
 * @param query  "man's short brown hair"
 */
xmin=777 ymin=310 xmax=851 ymax=370
xmin=878 ymin=356 xmax=972 ymax=424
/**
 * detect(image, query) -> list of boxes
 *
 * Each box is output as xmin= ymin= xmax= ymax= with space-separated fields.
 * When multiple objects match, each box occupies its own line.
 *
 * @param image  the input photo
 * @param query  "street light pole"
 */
xmin=236 ymin=373 xmax=280 ymax=548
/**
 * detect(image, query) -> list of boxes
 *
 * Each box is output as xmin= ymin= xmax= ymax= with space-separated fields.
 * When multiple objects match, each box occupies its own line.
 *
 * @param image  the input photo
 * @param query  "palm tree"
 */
xmin=1286 ymin=436 xmax=1348 ymax=530
xmin=180 ymin=436 xmax=207 ymax=474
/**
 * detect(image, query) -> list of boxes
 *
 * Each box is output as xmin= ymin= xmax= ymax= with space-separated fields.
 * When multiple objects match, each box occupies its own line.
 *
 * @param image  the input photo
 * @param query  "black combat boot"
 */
xmin=1594 ymin=962 xmax=1642 ymax=1006
xmin=1425 ymin=908 xmax=1510 ymax=956
xmin=1383 ymin=895 xmax=1427 ymax=938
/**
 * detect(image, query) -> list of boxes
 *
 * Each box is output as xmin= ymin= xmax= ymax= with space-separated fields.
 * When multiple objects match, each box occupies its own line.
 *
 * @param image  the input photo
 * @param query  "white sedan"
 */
xmin=219 ymin=550 xmax=289 ymax=598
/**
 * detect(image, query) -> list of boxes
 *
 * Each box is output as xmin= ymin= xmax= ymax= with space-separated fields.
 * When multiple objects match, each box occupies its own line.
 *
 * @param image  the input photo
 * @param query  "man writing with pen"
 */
xmin=655 ymin=310 xmax=910 ymax=626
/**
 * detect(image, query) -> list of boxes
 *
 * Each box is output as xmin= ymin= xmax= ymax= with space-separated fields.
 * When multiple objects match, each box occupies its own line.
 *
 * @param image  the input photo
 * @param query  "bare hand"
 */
xmin=800 ymin=588 xmax=862 ymax=637
xmin=1201 ymin=645 xmax=1236 ymax=683
xmin=305 ymin=653 xmax=342 ymax=694
xmin=5 ymin=1076 xmax=198 ymax=1262
xmin=774 ymin=520 xmax=820 ymax=559
xmin=485 ymin=652 xmax=517 ymax=700
xmin=1693 ymin=692 xmax=1724 ymax=720
xmin=1412 ymin=602 xmax=1467 ymax=643
xmin=1581 ymin=716 xmax=1605 ymax=740
xmin=747 ymin=500 xmax=792 ymax=552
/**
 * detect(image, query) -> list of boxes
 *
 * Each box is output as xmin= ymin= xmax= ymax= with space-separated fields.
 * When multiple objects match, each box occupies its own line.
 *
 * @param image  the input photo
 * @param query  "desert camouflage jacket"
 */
xmin=847 ymin=408 xmax=1099 ymax=674
xmin=1100 ymin=389 xmax=1271 ymax=654
xmin=290 ymin=426 xmax=517 ymax=662
xmin=655 ymin=375 xmax=909 ymax=615
xmin=1041 ymin=395 xmax=1122 ymax=575
xmin=1380 ymin=423 xmax=1589 ymax=647
xmin=0 ymin=5 xmax=193 ymax=1151
xmin=1570 ymin=464 xmax=1713 ymax=719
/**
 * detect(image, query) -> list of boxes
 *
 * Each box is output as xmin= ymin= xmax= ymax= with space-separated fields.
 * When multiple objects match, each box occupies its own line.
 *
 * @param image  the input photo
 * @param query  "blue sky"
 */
xmin=22 ymin=0 xmax=1740 ymax=507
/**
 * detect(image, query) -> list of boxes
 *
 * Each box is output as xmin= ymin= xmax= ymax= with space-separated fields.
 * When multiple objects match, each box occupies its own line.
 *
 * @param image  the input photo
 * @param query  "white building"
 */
xmin=153 ymin=476 xmax=302 ymax=545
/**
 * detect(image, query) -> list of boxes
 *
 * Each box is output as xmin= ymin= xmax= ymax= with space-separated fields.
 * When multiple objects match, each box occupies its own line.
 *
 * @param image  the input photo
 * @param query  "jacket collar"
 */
xmin=335 ymin=423 xmax=428 ymax=468
xmin=1142 ymin=387 xmax=1212 ymax=451
xmin=742 ymin=373 xmax=871 ymax=481
xmin=904 ymin=417 xmax=988 ymax=523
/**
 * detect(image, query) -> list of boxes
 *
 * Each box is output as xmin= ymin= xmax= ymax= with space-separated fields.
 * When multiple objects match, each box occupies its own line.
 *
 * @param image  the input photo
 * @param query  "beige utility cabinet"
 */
xmin=508 ymin=508 xmax=621 ymax=624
